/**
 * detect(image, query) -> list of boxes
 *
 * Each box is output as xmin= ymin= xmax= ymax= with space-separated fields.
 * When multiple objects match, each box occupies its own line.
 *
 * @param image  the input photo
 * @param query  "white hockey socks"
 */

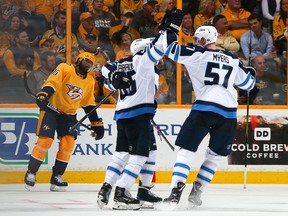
xmin=104 ymin=151 xmax=129 ymax=186
xmin=116 ymin=155 xmax=147 ymax=191
xmin=196 ymin=148 xmax=223 ymax=192
xmin=171 ymin=148 xmax=196 ymax=188
xmin=139 ymin=150 xmax=157 ymax=187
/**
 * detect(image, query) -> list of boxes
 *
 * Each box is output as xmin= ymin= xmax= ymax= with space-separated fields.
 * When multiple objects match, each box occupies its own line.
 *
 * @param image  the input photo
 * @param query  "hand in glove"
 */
xmin=109 ymin=71 xmax=132 ymax=89
xmin=36 ymin=91 xmax=49 ymax=109
xmin=91 ymin=118 xmax=104 ymax=140
xmin=158 ymin=9 xmax=184 ymax=34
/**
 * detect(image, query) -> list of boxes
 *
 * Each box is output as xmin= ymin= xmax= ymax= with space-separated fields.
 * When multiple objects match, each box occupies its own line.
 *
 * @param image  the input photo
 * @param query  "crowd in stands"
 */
xmin=0 ymin=0 xmax=287 ymax=105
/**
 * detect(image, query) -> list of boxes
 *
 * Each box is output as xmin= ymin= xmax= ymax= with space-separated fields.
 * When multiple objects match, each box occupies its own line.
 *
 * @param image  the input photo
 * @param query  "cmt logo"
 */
xmin=0 ymin=114 xmax=41 ymax=164
xmin=254 ymin=127 xmax=271 ymax=141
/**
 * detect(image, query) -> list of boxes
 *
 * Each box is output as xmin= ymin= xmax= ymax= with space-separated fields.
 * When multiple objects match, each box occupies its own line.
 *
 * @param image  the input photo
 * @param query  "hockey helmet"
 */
xmin=76 ymin=52 xmax=95 ymax=64
xmin=194 ymin=26 xmax=218 ymax=46
xmin=130 ymin=37 xmax=154 ymax=55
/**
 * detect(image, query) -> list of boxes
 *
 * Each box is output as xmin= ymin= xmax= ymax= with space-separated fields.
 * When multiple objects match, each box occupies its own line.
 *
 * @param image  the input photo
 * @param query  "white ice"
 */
xmin=0 ymin=184 xmax=288 ymax=216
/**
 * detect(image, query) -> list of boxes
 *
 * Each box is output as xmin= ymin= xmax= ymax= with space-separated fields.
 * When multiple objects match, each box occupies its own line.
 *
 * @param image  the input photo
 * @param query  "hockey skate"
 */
xmin=24 ymin=170 xmax=36 ymax=191
xmin=163 ymin=182 xmax=185 ymax=204
xmin=137 ymin=181 xmax=162 ymax=208
xmin=188 ymin=181 xmax=202 ymax=208
xmin=50 ymin=174 xmax=68 ymax=192
xmin=113 ymin=186 xmax=140 ymax=210
xmin=97 ymin=182 xmax=112 ymax=209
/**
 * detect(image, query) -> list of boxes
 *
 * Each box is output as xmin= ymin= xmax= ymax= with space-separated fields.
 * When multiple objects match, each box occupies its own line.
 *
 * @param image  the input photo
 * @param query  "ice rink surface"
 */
xmin=0 ymin=184 xmax=287 ymax=216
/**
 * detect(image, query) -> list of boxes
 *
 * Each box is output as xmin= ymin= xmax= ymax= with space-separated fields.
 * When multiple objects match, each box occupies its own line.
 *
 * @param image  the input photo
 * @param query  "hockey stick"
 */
xmin=151 ymin=119 xmax=174 ymax=151
xmin=23 ymin=72 xmax=92 ymax=131
xmin=69 ymin=90 xmax=115 ymax=133
xmin=97 ymin=47 xmax=110 ymax=62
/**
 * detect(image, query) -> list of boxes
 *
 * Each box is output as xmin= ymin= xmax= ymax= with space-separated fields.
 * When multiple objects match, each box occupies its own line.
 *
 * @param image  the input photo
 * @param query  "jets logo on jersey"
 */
xmin=66 ymin=84 xmax=83 ymax=100
xmin=0 ymin=114 xmax=46 ymax=164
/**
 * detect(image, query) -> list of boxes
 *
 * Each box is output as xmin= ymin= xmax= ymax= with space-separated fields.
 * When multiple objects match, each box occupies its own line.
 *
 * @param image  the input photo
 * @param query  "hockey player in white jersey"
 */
xmin=159 ymin=15 xmax=256 ymax=207
xmin=96 ymin=39 xmax=163 ymax=210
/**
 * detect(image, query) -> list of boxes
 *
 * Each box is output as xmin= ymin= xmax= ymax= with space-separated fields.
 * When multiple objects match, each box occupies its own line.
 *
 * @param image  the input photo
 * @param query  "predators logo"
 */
xmin=66 ymin=84 xmax=83 ymax=100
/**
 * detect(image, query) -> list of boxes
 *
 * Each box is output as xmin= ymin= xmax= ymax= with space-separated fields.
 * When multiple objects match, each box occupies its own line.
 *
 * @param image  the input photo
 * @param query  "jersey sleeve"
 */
xmin=42 ymin=63 xmax=67 ymax=91
xmin=234 ymin=62 xmax=256 ymax=91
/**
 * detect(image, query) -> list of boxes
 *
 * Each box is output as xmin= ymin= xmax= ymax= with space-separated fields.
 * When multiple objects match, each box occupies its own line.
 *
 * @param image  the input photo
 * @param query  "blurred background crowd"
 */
xmin=0 ymin=0 xmax=287 ymax=105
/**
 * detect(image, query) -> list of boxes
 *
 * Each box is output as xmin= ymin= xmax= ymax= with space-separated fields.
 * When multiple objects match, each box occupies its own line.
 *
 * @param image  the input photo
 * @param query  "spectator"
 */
xmin=193 ymin=0 xmax=216 ymax=31
xmin=213 ymin=14 xmax=240 ymax=54
xmin=38 ymin=38 xmax=54 ymax=53
xmin=78 ymin=33 xmax=116 ymax=104
xmin=27 ymin=51 xmax=56 ymax=95
xmin=76 ymin=12 xmax=99 ymax=50
xmin=158 ymin=0 xmax=176 ymax=12
xmin=120 ymin=0 xmax=144 ymax=14
xmin=155 ymin=67 xmax=169 ymax=104
xmin=115 ymin=32 xmax=133 ymax=60
xmin=58 ymin=0 xmax=82 ymax=34
xmin=153 ymin=11 xmax=165 ymax=35
xmin=1 ymin=29 xmax=40 ymax=103
xmin=3 ymin=29 xmax=40 ymax=77
xmin=221 ymin=0 xmax=251 ymax=40
xmin=132 ymin=0 xmax=158 ymax=38
xmin=109 ymin=9 xmax=140 ymax=54
xmin=240 ymin=14 xmax=273 ymax=61
xmin=41 ymin=10 xmax=79 ymax=63
xmin=71 ymin=46 xmax=80 ymax=65
xmin=273 ymin=0 xmax=288 ymax=55
xmin=0 ymin=14 xmax=36 ymax=51
xmin=0 ymin=0 xmax=31 ymax=20
xmin=261 ymin=0 xmax=281 ymax=33
xmin=27 ymin=0 xmax=60 ymax=25
xmin=215 ymin=0 xmax=229 ymax=15
xmin=90 ymin=0 xmax=116 ymax=60
xmin=180 ymin=12 xmax=194 ymax=45
xmin=238 ymin=55 xmax=284 ymax=105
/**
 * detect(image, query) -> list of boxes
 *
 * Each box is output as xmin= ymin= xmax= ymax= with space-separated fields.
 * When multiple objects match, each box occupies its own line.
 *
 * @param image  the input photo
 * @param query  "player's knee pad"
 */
xmin=147 ymin=150 xmax=157 ymax=162
xmin=205 ymin=147 xmax=224 ymax=164
xmin=177 ymin=148 xmax=196 ymax=165
xmin=32 ymin=136 xmax=53 ymax=161
xmin=128 ymin=154 xmax=148 ymax=167
xmin=57 ymin=135 xmax=75 ymax=162
xmin=111 ymin=151 xmax=129 ymax=167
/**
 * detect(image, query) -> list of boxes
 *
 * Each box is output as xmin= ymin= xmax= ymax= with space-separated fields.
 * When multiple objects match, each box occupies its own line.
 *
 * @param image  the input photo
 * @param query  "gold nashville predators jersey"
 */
xmin=42 ymin=63 xmax=96 ymax=114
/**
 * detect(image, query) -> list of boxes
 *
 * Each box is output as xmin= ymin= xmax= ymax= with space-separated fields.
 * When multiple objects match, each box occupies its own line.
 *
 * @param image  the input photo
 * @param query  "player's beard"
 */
xmin=77 ymin=62 xmax=90 ymax=79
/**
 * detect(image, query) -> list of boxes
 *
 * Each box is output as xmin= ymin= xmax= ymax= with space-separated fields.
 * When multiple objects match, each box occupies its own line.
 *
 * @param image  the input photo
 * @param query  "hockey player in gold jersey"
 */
xmin=24 ymin=52 xmax=105 ymax=192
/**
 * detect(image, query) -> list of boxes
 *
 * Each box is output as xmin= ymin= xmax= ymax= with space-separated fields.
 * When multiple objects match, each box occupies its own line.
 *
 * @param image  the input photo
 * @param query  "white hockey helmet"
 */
xmin=194 ymin=26 xmax=218 ymax=46
xmin=130 ymin=37 xmax=154 ymax=55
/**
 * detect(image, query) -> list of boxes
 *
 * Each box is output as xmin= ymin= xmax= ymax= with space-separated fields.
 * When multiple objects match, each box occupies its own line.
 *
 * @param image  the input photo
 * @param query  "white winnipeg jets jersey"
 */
xmin=101 ymin=38 xmax=164 ymax=120
xmin=164 ymin=39 xmax=255 ymax=119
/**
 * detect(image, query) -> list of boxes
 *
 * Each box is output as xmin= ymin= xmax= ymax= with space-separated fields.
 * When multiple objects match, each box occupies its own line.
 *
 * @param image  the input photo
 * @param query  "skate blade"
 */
xmin=25 ymin=184 xmax=34 ymax=191
xmin=97 ymin=195 xmax=106 ymax=209
xmin=50 ymin=184 xmax=66 ymax=192
xmin=139 ymin=200 xmax=162 ymax=209
xmin=112 ymin=202 xmax=140 ymax=210
xmin=187 ymin=200 xmax=202 ymax=209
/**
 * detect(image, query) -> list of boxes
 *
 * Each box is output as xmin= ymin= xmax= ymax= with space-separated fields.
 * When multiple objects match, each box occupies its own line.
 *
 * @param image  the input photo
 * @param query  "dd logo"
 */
xmin=254 ymin=128 xmax=271 ymax=141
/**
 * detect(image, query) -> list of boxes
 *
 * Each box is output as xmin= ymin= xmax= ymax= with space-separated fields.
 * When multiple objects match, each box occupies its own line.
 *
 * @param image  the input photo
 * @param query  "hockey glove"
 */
xmin=109 ymin=71 xmax=131 ymax=89
xmin=158 ymin=9 xmax=184 ymax=34
xmin=91 ymin=118 xmax=104 ymax=140
xmin=36 ymin=91 xmax=49 ymax=109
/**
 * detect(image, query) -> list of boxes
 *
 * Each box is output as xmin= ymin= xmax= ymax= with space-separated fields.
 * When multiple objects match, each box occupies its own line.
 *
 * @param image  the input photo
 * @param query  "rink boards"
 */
xmin=1 ymin=106 xmax=288 ymax=184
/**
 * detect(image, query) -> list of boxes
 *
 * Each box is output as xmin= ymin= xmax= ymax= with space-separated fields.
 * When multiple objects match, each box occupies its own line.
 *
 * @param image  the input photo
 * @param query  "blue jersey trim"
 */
xmin=114 ymin=106 xmax=155 ymax=120
xmin=192 ymin=101 xmax=237 ymax=119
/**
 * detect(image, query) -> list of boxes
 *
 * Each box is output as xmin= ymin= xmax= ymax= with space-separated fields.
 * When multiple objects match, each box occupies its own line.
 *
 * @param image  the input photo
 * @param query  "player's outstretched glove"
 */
xmin=109 ymin=71 xmax=131 ymax=89
xmin=91 ymin=118 xmax=104 ymax=140
xmin=158 ymin=9 xmax=184 ymax=34
xmin=36 ymin=91 xmax=49 ymax=109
